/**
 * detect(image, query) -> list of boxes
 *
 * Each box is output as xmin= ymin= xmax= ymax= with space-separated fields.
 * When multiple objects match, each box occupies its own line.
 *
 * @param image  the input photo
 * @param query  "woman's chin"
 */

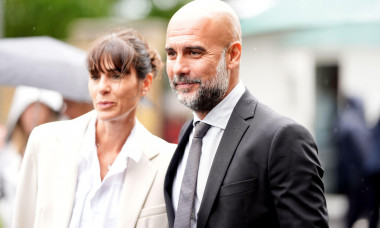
xmin=96 ymin=111 xmax=117 ymax=122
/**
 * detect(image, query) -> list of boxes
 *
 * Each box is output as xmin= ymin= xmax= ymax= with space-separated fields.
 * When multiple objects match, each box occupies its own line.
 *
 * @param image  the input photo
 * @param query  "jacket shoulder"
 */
xmin=30 ymin=111 xmax=93 ymax=138
xmin=254 ymin=101 xmax=311 ymax=134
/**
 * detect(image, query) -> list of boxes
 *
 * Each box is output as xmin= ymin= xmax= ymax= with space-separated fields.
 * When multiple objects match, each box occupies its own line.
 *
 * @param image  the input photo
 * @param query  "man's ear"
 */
xmin=141 ymin=73 xmax=153 ymax=96
xmin=226 ymin=41 xmax=242 ymax=70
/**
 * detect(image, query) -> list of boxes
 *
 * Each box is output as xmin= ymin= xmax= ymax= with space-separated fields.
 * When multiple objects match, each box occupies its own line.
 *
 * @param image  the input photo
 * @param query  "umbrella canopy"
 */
xmin=0 ymin=36 xmax=91 ymax=102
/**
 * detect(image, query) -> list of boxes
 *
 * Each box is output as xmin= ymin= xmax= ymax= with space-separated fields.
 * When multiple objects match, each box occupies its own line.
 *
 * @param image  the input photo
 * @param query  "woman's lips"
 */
xmin=97 ymin=101 xmax=115 ymax=109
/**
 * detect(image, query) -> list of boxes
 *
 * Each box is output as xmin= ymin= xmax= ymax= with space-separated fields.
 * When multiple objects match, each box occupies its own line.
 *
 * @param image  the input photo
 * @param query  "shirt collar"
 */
xmin=193 ymin=81 xmax=245 ymax=129
xmin=80 ymin=112 xmax=142 ymax=168
xmin=108 ymin=119 xmax=142 ymax=176
xmin=119 ymin=119 xmax=143 ymax=164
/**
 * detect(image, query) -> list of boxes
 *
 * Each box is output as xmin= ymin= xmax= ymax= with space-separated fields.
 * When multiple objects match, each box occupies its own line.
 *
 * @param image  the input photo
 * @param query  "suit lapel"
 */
xmin=54 ymin=112 xmax=93 ymax=227
xmin=117 ymin=141 xmax=159 ymax=228
xmin=197 ymin=91 xmax=257 ymax=228
xmin=164 ymin=120 xmax=193 ymax=228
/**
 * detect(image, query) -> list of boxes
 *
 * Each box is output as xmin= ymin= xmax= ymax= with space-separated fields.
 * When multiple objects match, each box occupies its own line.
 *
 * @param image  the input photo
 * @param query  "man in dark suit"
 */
xmin=164 ymin=0 xmax=329 ymax=227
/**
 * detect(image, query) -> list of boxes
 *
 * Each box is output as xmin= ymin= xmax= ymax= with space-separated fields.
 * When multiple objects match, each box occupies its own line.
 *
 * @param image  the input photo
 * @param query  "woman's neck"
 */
xmin=95 ymin=116 xmax=135 ymax=180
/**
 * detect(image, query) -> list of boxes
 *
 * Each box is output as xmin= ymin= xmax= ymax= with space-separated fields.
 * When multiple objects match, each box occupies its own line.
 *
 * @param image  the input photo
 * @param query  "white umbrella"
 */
xmin=0 ymin=36 xmax=91 ymax=102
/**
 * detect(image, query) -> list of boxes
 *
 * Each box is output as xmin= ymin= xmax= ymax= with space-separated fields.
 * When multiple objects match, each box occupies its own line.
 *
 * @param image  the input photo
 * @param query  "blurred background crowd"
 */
xmin=1 ymin=0 xmax=380 ymax=227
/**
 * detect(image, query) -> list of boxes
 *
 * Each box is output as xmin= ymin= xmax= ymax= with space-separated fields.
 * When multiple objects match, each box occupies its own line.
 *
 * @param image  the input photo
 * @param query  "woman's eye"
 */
xmin=91 ymin=74 xmax=99 ymax=80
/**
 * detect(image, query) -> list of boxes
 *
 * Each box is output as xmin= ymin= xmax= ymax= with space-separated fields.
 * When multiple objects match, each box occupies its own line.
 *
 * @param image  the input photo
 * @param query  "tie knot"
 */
xmin=193 ymin=122 xmax=211 ymax=138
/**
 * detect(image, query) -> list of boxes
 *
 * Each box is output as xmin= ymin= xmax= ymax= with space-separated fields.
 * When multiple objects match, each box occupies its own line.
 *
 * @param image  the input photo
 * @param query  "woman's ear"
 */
xmin=226 ymin=41 xmax=242 ymax=70
xmin=141 ymin=73 xmax=153 ymax=96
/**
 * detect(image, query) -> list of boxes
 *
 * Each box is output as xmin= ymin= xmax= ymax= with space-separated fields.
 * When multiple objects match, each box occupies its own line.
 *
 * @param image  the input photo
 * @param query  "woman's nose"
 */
xmin=98 ymin=76 xmax=111 ymax=94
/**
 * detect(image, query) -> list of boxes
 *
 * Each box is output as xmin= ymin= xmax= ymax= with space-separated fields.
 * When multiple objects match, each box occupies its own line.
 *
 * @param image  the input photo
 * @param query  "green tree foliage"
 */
xmin=148 ymin=0 xmax=192 ymax=21
xmin=3 ymin=0 xmax=195 ymax=39
xmin=4 ymin=0 xmax=117 ymax=38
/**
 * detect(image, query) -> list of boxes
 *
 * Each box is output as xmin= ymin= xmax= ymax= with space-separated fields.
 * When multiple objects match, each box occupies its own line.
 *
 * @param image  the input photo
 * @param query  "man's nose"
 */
xmin=172 ymin=55 xmax=190 ymax=76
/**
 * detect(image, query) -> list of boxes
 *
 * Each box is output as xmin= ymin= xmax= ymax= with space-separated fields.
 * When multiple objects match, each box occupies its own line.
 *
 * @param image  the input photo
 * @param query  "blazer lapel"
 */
xmin=54 ymin=113 xmax=93 ymax=227
xmin=117 ymin=144 xmax=159 ymax=228
xmin=197 ymin=91 xmax=257 ymax=228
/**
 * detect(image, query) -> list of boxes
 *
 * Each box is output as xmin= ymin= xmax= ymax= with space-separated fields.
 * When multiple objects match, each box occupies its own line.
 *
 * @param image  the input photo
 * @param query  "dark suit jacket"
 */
xmin=164 ymin=90 xmax=329 ymax=228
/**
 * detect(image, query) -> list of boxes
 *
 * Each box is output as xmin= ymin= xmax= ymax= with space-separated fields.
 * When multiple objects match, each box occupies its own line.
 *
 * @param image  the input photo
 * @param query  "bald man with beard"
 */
xmin=163 ymin=1 xmax=329 ymax=227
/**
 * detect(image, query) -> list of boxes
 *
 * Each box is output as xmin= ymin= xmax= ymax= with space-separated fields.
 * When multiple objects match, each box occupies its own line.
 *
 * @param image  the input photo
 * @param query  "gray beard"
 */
xmin=170 ymin=49 xmax=229 ymax=112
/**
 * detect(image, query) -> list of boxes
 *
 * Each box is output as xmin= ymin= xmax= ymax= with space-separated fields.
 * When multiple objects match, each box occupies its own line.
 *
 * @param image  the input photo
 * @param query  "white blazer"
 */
xmin=12 ymin=111 xmax=176 ymax=228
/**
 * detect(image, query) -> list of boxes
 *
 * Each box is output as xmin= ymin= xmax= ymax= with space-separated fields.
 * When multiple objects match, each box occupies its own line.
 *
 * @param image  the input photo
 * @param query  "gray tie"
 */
xmin=174 ymin=122 xmax=211 ymax=228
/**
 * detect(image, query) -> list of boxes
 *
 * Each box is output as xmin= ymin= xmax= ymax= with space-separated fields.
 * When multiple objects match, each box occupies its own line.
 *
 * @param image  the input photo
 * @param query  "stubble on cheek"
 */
xmin=172 ymin=84 xmax=198 ymax=105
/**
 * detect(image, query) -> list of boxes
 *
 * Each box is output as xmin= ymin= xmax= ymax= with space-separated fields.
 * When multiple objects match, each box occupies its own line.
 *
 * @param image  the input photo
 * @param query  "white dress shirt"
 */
xmin=69 ymin=113 xmax=143 ymax=228
xmin=172 ymin=81 xmax=245 ymax=228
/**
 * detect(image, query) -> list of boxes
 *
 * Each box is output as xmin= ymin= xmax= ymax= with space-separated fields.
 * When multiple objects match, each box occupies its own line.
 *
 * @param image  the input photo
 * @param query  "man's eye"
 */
xmin=190 ymin=51 xmax=199 ymax=55
xmin=188 ymin=50 xmax=201 ymax=57
xmin=166 ymin=50 xmax=176 ymax=57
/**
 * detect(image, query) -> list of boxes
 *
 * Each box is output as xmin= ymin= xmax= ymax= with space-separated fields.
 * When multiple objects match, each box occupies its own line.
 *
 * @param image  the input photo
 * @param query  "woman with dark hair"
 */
xmin=13 ymin=29 xmax=175 ymax=228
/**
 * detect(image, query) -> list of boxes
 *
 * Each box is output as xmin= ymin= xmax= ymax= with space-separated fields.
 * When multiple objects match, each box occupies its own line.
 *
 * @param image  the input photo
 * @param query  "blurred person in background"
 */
xmin=0 ymin=124 xmax=7 ymax=228
xmin=0 ymin=86 xmax=63 ymax=228
xmin=0 ymin=125 xmax=6 ymax=149
xmin=366 ymin=116 xmax=380 ymax=228
xmin=334 ymin=96 xmax=373 ymax=228
xmin=62 ymin=99 xmax=93 ymax=120
xmin=13 ymin=28 xmax=176 ymax=228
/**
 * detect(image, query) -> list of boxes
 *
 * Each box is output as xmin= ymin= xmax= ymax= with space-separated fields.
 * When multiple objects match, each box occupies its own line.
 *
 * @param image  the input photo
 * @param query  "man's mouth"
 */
xmin=173 ymin=76 xmax=201 ymax=88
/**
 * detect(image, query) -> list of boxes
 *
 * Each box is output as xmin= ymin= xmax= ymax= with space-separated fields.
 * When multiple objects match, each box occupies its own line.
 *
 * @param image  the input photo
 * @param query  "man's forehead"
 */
xmin=165 ymin=28 xmax=220 ymax=48
xmin=166 ymin=18 xmax=222 ymax=48
xmin=165 ymin=37 xmax=204 ymax=50
xmin=167 ymin=15 xmax=211 ymax=36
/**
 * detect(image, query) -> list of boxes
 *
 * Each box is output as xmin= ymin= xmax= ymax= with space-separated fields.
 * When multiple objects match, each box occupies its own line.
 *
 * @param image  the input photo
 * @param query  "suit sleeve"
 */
xmin=268 ymin=123 xmax=329 ymax=228
xmin=13 ymin=129 xmax=39 ymax=228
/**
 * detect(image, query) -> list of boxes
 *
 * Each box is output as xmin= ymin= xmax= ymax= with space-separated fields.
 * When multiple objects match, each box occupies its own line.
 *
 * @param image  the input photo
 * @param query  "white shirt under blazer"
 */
xmin=12 ymin=111 xmax=176 ymax=228
xmin=69 ymin=115 xmax=147 ymax=228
